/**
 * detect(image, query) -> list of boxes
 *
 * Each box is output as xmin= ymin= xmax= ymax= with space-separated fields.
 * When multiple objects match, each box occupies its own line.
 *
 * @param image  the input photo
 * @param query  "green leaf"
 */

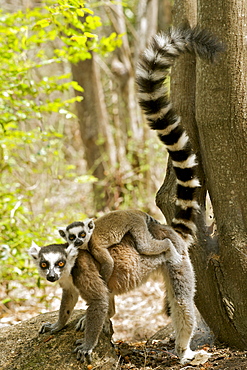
xmin=84 ymin=32 xmax=98 ymax=39
xmin=70 ymin=35 xmax=87 ymax=45
xmin=84 ymin=8 xmax=94 ymax=15
xmin=76 ymin=9 xmax=85 ymax=17
xmin=33 ymin=18 xmax=52 ymax=29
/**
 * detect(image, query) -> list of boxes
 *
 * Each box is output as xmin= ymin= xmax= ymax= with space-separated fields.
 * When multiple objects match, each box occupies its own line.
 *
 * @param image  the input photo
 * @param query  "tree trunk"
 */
xmin=71 ymin=53 xmax=117 ymax=210
xmin=136 ymin=0 xmax=159 ymax=55
xmin=106 ymin=0 xmax=141 ymax=141
xmin=105 ymin=0 xmax=163 ymax=212
xmin=156 ymin=0 xmax=247 ymax=349
xmin=158 ymin=0 xmax=172 ymax=30
xmin=195 ymin=0 xmax=247 ymax=348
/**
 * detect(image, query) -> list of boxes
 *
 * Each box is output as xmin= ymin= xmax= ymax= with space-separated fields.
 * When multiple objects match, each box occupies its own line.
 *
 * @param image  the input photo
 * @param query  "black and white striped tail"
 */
xmin=136 ymin=24 xmax=223 ymax=241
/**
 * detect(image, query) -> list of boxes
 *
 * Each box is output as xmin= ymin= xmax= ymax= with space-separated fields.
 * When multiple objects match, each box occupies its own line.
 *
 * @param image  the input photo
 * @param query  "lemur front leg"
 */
xmin=72 ymin=253 xmax=110 ymax=363
xmin=73 ymin=296 xmax=109 ymax=363
xmin=76 ymin=292 xmax=115 ymax=335
xmin=40 ymin=284 xmax=79 ymax=334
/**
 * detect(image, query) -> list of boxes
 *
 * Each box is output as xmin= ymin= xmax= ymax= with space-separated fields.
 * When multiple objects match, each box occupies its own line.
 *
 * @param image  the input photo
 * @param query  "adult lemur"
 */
xmin=29 ymin=25 xmax=223 ymax=365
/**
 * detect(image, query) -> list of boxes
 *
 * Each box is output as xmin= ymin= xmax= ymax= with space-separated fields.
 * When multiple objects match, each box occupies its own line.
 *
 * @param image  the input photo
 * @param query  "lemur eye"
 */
xmin=40 ymin=262 xmax=47 ymax=269
xmin=69 ymin=235 xmax=76 ymax=241
xmin=79 ymin=231 xmax=86 ymax=238
xmin=57 ymin=261 xmax=65 ymax=268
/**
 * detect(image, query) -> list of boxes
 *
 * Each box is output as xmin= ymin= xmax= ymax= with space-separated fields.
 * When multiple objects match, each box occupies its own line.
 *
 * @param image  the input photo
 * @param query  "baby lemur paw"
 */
xmin=39 ymin=322 xmax=63 ymax=334
xmin=75 ymin=315 xmax=86 ymax=331
xmin=73 ymin=339 xmax=92 ymax=363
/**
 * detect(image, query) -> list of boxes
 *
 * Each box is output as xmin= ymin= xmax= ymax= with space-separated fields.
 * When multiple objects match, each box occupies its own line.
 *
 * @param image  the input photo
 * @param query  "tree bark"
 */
xmin=136 ymin=0 xmax=159 ymax=55
xmin=71 ymin=53 xmax=117 ymax=210
xmin=106 ymin=0 xmax=141 ymax=141
xmin=158 ymin=0 xmax=172 ymax=30
xmin=195 ymin=0 xmax=247 ymax=348
xmin=156 ymin=0 xmax=247 ymax=349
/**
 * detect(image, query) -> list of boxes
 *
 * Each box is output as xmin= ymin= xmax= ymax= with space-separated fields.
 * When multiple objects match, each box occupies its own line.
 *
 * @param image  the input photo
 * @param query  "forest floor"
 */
xmin=1 ymin=278 xmax=246 ymax=370
xmin=116 ymin=341 xmax=247 ymax=370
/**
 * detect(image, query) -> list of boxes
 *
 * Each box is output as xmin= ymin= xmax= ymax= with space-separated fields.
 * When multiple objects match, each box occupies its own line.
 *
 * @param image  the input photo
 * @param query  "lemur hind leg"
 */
xmin=162 ymin=254 xmax=198 ymax=364
xmin=132 ymin=218 xmax=176 ymax=256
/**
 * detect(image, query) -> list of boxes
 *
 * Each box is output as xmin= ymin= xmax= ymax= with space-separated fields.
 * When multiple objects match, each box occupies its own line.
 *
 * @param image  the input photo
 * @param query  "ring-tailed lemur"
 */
xmin=28 ymin=241 xmax=78 ymax=283
xmin=58 ymin=218 xmax=95 ymax=248
xmin=29 ymin=25 xmax=223 ymax=365
xmin=59 ymin=210 xmax=175 ymax=282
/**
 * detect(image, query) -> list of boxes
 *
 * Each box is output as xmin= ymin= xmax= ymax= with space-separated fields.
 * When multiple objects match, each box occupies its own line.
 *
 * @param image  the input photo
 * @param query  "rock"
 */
xmin=0 ymin=310 xmax=117 ymax=370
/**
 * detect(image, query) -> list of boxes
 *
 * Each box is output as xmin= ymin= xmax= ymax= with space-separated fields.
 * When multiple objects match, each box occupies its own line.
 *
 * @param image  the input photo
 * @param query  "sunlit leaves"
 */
xmin=97 ymin=32 xmax=123 ymax=54
xmin=0 ymin=1 xmax=121 ymax=132
xmin=33 ymin=18 xmax=52 ymax=29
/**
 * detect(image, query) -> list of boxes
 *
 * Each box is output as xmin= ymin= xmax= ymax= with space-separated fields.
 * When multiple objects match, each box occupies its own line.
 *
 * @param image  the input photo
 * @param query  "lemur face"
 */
xmin=28 ymin=242 xmax=78 ymax=282
xmin=58 ymin=218 xmax=95 ymax=249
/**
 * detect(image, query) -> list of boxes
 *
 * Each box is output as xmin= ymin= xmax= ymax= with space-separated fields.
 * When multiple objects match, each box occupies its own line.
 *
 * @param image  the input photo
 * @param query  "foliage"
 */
xmin=0 ymin=0 xmax=166 ymax=314
xmin=0 ymin=0 xmax=121 ymax=292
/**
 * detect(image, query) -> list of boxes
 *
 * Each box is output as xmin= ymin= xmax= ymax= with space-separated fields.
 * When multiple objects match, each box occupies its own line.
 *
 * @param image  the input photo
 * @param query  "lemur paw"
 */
xmin=102 ymin=319 xmax=113 ymax=336
xmin=75 ymin=315 xmax=86 ymax=331
xmin=73 ymin=340 xmax=92 ymax=363
xmin=39 ymin=322 xmax=63 ymax=334
xmin=180 ymin=349 xmax=211 ymax=365
xmin=76 ymin=316 xmax=113 ymax=336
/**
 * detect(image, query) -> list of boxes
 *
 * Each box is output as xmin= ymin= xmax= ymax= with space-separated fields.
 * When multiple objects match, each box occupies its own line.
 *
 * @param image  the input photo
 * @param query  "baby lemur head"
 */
xmin=28 ymin=241 xmax=78 ymax=282
xmin=58 ymin=218 xmax=95 ymax=249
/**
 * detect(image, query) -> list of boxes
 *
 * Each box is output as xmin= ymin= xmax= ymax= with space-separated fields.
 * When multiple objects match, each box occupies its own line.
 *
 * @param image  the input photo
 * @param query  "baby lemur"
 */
xmin=29 ymin=25 xmax=223 ymax=365
xmin=58 ymin=211 xmax=175 ymax=282
xmin=58 ymin=218 xmax=95 ymax=248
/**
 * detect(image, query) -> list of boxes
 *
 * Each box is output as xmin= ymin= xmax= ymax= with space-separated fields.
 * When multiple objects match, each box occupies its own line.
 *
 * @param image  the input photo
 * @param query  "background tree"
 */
xmin=157 ymin=0 xmax=247 ymax=348
xmin=71 ymin=0 xmax=170 ymax=211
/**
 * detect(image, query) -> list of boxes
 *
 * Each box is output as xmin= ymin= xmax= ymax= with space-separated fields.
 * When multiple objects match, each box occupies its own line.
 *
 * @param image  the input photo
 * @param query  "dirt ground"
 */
xmin=1 ymin=278 xmax=246 ymax=370
xmin=115 ymin=340 xmax=247 ymax=370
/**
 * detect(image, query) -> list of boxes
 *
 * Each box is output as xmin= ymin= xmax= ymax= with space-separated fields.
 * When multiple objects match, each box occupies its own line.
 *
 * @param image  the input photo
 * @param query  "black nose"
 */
xmin=47 ymin=276 xmax=56 ymax=282
xmin=46 ymin=271 xmax=59 ymax=283
xmin=74 ymin=239 xmax=83 ymax=247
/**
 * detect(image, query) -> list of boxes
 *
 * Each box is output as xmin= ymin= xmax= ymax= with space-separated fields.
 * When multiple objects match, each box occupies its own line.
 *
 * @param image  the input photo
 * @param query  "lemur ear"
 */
xmin=58 ymin=227 xmax=66 ymax=239
xmin=28 ymin=241 xmax=41 ymax=260
xmin=87 ymin=218 xmax=95 ymax=230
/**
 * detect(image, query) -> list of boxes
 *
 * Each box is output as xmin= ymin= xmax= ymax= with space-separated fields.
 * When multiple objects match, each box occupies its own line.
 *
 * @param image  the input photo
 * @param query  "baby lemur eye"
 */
xmin=78 ymin=231 xmax=86 ymax=238
xmin=40 ymin=262 xmax=48 ymax=269
xmin=69 ymin=235 xmax=76 ymax=241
